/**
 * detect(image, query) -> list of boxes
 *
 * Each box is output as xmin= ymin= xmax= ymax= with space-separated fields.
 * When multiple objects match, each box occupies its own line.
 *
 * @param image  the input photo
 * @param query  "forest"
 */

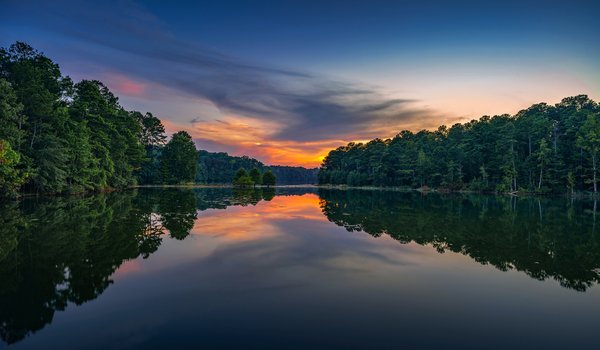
xmin=5 ymin=41 xmax=599 ymax=197
xmin=0 ymin=42 xmax=316 ymax=198
xmin=319 ymin=95 xmax=600 ymax=194
xmin=0 ymin=42 xmax=198 ymax=197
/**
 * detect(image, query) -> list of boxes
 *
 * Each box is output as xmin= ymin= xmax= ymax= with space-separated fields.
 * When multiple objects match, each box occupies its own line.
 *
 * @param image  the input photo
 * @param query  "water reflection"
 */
xmin=319 ymin=189 xmax=600 ymax=291
xmin=1 ymin=188 xmax=600 ymax=347
xmin=0 ymin=188 xmax=280 ymax=345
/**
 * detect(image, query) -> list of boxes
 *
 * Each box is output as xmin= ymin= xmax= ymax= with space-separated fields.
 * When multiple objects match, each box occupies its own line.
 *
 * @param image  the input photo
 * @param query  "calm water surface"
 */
xmin=1 ymin=188 xmax=600 ymax=349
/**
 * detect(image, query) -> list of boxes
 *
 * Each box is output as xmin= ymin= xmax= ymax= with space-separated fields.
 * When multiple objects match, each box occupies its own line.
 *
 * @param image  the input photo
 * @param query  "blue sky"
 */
xmin=2 ymin=0 xmax=599 ymax=166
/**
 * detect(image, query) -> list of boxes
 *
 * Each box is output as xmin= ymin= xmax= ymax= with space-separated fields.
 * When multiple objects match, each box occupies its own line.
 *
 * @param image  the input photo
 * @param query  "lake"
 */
xmin=1 ymin=188 xmax=600 ymax=349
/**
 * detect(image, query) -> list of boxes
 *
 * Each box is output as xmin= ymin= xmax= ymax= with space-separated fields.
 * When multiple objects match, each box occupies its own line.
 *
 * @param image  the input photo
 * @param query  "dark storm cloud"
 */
xmin=3 ymin=0 xmax=438 ymax=142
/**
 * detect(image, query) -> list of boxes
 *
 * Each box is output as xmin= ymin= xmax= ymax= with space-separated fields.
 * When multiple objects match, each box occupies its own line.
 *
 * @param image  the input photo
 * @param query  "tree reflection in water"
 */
xmin=2 ymin=187 xmax=600 ymax=345
xmin=319 ymin=189 xmax=600 ymax=292
xmin=0 ymin=188 xmax=272 ymax=345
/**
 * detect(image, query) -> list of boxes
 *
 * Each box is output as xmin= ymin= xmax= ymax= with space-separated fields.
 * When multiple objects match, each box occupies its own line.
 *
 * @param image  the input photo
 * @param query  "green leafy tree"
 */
xmin=0 ymin=140 xmax=27 ymax=197
xmin=132 ymin=111 xmax=167 ymax=185
xmin=160 ymin=131 xmax=197 ymax=184
xmin=249 ymin=167 xmax=262 ymax=186
xmin=197 ymin=152 xmax=266 ymax=184
xmin=234 ymin=168 xmax=248 ymax=182
xmin=233 ymin=168 xmax=254 ymax=187
xmin=234 ymin=174 xmax=254 ymax=187
xmin=262 ymin=170 xmax=276 ymax=187
xmin=318 ymin=95 xmax=600 ymax=194
xmin=1 ymin=42 xmax=72 ymax=193
xmin=0 ymin=79 xmax=25 ymax=150
xmin=135 ymin=111 xmax=167 ymax=147
xmin=71 ymin=80 xmax=145 ymax=189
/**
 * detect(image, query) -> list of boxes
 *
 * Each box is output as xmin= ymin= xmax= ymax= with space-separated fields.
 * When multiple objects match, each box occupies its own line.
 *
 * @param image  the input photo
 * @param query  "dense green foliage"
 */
xmin=270 ymin=165 xmax=318 ymax=185
xmin=197 ymin=150 xmax=264 ymax=184
xmin=261 ymin=170 xmax=276 ymax=187
xmin=69 ymin=79 xmax=146 ymax=190
xmin=0 ymin=42 xmax=197 ymax=196
xmin=0 ymin=140 xmax=27 ymax=196
xmin=233 ymin=168 xmax=253 ymax=187
xmin=160 ymin=131 xmax=197 ymax=184
xmin=319 ymin=96 xmax=600 ymax=194
xmin=0 ymin=42 xmax=320 ymax=196
xmin=249 ymin=167 xmax=262 ymax=185
xmin=134 ymin=111 xmax=167 ymax=185
xmin=232 ymin=167 xmax=276 ymax=187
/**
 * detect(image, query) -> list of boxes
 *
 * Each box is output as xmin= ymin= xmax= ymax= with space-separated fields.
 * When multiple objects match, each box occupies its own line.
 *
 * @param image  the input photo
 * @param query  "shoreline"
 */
xmin=131 ymin=184 xmax=320 ymax=189
xmin=5 ymin=183 xmax=600 ymax=201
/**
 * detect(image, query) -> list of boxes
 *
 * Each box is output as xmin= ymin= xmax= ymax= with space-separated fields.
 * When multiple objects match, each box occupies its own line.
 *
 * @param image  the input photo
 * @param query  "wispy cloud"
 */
xmin=2 ymin=0 xmax=448 ymax=165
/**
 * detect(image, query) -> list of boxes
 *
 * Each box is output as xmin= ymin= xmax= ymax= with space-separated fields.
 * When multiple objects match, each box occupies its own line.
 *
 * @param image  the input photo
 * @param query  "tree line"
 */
xmin=0 ymin=42 xmax=198 ymax=197
xmin=197 ymin=150 xmax=318 ymax=185
xmin=319 ymin=95 xmax=600 ymax=194
xmin=270 ymin=165 xmax=319 ymax=185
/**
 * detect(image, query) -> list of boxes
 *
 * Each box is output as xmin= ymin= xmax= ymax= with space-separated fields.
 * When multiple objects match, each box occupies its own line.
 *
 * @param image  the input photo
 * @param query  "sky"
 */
xmin=2 ymin=0 xmax=600 ymax=167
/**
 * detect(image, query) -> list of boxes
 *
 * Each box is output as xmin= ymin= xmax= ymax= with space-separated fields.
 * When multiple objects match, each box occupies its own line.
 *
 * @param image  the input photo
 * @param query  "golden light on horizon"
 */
xmin=162 ymin=118 xmax=347 ymax=167
xmin=191 ymin=194 xmax=326 ymax=241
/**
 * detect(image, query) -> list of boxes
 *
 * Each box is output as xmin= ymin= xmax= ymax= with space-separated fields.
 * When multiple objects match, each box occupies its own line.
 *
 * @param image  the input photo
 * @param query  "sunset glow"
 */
xmin=2 ymin=0 xmax=599 ymax=167
xmin=192 ymin=194 xmax=326 ymax=240
xmin=163 ymin=118 xmax=348 ymax=167
xmin=106 ymin=73 xmax=146 ymax=97
xmin=2 ymin=1 xmax=600 ymax=348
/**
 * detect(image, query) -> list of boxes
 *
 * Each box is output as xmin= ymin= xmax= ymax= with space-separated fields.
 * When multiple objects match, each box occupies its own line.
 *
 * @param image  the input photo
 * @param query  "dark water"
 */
xmin=1 ymin=188 xmax=600 ymax=349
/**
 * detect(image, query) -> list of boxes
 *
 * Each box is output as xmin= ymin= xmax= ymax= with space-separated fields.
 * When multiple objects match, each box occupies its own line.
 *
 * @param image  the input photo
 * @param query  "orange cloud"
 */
xmin=161 ymin=111 xmax=472 ymax=167
xmin=163 ymin=117 xmax=346 ymax=167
